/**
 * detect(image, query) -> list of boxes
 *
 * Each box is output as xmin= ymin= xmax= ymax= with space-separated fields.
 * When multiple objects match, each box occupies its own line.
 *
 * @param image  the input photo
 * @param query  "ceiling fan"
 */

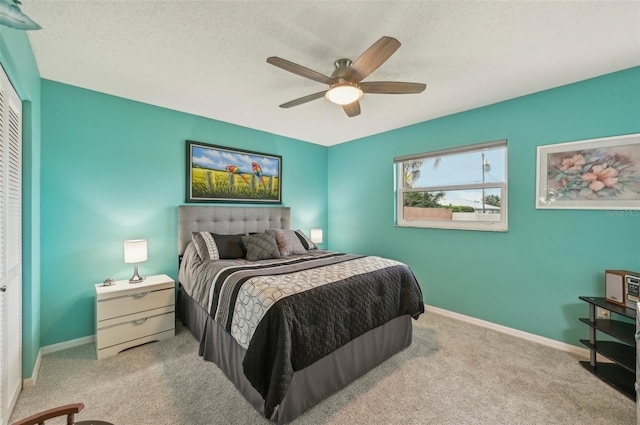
xmin=267 ymin=36 xmax=426 ymax=117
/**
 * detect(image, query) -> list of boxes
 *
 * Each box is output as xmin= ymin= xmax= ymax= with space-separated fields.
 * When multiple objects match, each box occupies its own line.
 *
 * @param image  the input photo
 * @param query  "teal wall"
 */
xmin=40 ymin=80 xmax=328 ymax=346
xmin=0 ymin=27 xmax=41 ymax=378
xmin=5 ymin=26 xmax=639 ymax=376
xmin=327 ymin=67 xmax=640 ymax=346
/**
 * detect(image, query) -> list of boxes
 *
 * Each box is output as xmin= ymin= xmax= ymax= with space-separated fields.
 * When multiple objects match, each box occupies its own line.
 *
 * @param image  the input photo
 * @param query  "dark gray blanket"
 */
xmin=241 ymin=260 xmax=424 ymax=418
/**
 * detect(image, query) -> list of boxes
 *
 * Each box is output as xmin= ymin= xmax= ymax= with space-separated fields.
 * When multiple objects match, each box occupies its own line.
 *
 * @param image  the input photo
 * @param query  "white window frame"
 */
xmin=394 ymin=140 xmax=508 ymax=232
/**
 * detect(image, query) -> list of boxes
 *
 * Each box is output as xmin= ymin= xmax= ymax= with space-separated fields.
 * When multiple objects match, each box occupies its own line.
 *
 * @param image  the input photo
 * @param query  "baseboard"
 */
xmin=425 ymin=305 xmax=591 ymax=359
xmin=41 ymin=334 xmax=95 ymax=355
xmin=22 ymin=349 xmax=42 ymax=388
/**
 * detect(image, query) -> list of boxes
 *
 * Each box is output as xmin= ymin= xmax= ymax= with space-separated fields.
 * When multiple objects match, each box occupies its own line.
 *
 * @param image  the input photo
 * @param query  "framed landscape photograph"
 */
xmin=186 ymin=141 xmax=282 ymax=203
xmin=536 ymin=133 xmax=640 ymax=210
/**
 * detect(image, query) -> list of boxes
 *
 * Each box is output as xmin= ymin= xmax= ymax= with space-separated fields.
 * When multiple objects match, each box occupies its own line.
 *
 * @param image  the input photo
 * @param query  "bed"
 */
xmin=177 ymin=205 xmax=424 ymax=424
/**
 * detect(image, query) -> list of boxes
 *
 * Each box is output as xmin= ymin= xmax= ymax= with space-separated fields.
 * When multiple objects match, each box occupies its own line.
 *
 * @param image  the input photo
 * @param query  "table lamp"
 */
xmin=124 ymin=239 xmax=147 ymax=283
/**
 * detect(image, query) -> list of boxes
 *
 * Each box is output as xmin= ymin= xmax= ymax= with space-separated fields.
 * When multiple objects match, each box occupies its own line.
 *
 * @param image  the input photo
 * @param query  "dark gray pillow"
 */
xmin=242 ymin=233 xmax=281 ymax=261
xmin=212 ymin=234 xmax=245 ymax=259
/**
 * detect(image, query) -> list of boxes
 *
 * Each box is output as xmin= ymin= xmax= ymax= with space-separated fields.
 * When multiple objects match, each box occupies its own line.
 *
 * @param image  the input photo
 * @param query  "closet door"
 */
xmin=0 ymin=65 xmax=22 ymax=425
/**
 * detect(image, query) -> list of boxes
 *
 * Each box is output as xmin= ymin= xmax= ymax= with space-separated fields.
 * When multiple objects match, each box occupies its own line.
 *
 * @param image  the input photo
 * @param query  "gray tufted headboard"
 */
xmin=178 ymin=206 xmax=291 ymax=255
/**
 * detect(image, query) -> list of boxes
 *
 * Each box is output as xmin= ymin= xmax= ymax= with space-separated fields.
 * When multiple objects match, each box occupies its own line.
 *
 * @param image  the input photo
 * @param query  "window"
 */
xmin=395 ymin=140 xmax=508 ymax=231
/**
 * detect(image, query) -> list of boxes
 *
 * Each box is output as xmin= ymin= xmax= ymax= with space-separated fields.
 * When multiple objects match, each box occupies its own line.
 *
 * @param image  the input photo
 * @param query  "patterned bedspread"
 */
xmin=180 ymin=247 xmax=424 ymax=418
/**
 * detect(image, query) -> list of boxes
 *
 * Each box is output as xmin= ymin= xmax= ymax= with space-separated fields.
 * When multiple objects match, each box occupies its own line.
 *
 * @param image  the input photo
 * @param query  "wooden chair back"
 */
xmin=11 ymin=403 xmax=84 ymax=425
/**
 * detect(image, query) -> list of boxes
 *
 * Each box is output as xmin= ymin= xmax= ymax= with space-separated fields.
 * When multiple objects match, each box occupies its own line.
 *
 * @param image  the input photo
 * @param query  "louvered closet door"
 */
xmin=0 ymin=65 xmax=22 ymax=425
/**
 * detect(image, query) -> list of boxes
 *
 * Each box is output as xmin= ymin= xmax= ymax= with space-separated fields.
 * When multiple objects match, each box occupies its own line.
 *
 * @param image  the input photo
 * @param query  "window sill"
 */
xmin=395 ymin=220 xmax=508 ymax=232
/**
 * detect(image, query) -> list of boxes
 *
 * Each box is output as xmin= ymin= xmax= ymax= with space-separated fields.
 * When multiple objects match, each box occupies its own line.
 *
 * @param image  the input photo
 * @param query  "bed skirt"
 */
xmin=177 ymin=286 xmax=412 ymax=424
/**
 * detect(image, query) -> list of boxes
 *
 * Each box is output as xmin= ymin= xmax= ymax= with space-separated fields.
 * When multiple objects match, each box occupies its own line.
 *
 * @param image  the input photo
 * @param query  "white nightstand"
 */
xmin=95 ymin=274 xmax=175 ymax=359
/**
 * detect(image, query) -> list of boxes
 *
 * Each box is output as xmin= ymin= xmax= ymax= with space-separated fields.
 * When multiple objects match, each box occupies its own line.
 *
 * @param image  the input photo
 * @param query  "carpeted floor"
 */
xmin=9 ymin=311 xmax=636 ymax=425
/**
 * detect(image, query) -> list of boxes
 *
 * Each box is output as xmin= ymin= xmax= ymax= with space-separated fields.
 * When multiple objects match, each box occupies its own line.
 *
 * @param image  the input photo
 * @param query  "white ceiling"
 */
xmin=22 ymin=1 xmax=640 ymax=146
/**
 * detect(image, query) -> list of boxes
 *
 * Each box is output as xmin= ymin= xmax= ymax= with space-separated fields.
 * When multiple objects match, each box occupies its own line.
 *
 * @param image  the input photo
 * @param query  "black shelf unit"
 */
xmin=578 ymin=296 xmax=636 ymax=400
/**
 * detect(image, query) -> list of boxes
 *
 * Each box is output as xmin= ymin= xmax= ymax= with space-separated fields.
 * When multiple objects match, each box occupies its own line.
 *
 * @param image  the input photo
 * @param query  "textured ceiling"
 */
xmin=23 ymin=1 xmax=640 ymax=146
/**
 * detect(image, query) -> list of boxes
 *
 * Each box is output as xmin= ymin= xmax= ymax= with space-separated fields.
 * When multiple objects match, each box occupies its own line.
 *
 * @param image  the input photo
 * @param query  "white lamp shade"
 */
xmin=124 ymin=239 xmax=148 ymax=264
xmin=310 ymin=229 xmax=323 ymax=244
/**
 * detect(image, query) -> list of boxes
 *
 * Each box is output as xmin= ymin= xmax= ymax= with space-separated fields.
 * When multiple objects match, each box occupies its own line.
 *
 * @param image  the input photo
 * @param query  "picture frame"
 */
xmin=186 ymin=141 xmax=282 ymax=203
xmin=536 ymin=133 xmax=640 ymax=210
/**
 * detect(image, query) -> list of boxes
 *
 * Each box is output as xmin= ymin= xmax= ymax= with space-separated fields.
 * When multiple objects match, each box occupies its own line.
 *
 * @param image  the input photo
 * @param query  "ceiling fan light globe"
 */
xmin=325 ymin=85 xmax=363 ymax=106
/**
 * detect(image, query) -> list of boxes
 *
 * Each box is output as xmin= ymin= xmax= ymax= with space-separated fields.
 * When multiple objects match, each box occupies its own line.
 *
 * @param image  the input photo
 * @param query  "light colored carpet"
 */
xmin=9 ymin=311 xmax=635 ymax=425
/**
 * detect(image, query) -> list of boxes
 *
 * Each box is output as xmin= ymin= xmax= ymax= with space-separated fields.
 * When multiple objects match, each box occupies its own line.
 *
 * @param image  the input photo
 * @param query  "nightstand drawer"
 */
xmin=97 ymin=307 xmax=174 ymax=350
xmin=97 ymin=287 xmax=174 ymax=321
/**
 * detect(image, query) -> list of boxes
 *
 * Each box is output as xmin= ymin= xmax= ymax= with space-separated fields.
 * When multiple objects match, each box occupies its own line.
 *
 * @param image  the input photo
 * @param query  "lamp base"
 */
xmin=128 ymin=263 xmax=145 ymax=284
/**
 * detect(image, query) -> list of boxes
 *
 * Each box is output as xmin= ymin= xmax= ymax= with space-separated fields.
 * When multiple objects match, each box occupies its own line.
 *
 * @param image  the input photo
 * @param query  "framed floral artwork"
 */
xmin=536 ymin=133 xmax=640 ymax=209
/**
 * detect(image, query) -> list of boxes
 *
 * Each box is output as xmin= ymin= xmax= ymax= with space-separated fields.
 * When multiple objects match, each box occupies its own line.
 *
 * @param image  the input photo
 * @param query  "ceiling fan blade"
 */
xmin=346 ymin=36 xmax=401 ymax=83
xmin=279 ymin=91 xmax=327 ymax=108
xmin=342 ymin=101 xmax=361 ymax=117
xmin=360 ymin=81 xmax=427 ymax=94
xmin=267 ymin=57 xmax=336 ymax=85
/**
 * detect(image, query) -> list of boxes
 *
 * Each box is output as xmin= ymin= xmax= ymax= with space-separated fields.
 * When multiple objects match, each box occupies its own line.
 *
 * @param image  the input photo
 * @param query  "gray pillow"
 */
xmin=242 ymin=233 xmax=281 ymax=261
xmin=268 ymin=229 xmax=308 ymax=257
xmin=191 ymin=231 xmax=220 ymax=261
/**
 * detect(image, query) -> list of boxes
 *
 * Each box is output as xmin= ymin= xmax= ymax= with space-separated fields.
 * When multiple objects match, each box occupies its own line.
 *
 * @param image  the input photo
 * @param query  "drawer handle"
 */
xmin=131 ymin=318 xmax=147 ymax=325
xmin=131 ymin=292 xmax=148 ymax=299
